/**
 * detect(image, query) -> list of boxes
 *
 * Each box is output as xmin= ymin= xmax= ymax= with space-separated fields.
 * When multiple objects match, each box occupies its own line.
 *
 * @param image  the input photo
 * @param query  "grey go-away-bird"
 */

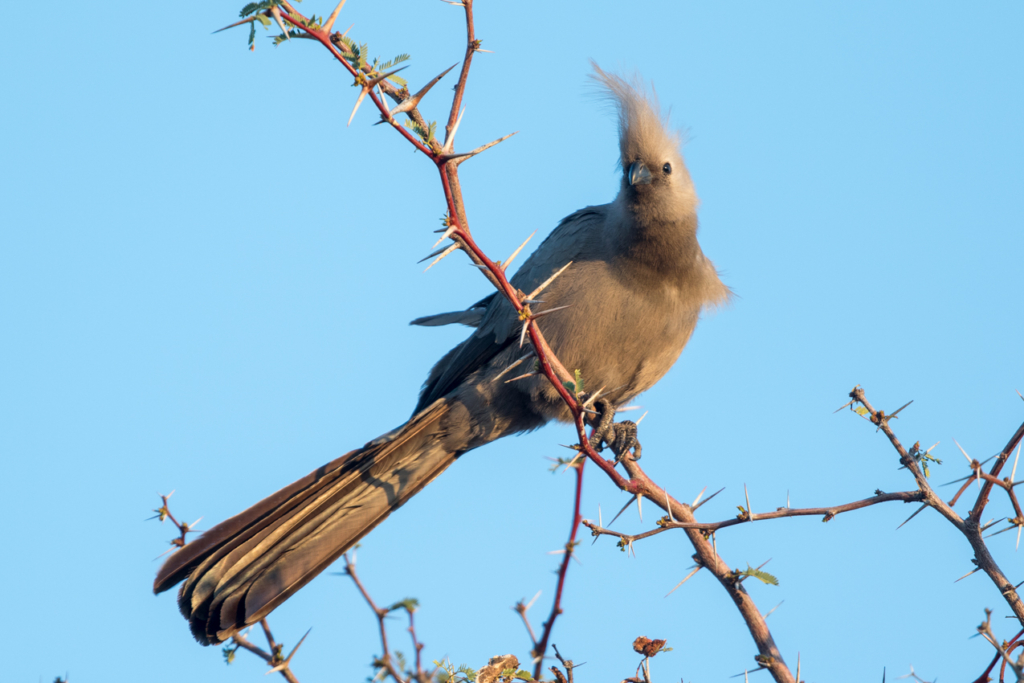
xmin=154 ymin=65 xmax=729 ymax=645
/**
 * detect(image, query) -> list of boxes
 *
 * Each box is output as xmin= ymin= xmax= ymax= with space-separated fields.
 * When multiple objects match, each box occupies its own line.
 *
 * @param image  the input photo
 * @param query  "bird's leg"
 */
xmin=586 ymin=398 xmax=641 ymax=462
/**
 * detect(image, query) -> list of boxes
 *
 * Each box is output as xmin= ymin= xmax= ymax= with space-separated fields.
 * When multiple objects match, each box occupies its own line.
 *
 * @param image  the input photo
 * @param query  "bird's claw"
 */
xmin=586 ymin=398 xmax=642 ymax=462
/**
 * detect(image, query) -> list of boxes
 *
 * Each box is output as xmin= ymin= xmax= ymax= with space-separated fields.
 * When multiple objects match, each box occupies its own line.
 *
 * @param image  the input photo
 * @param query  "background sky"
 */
xmin=2 ymin=2 xmax=1023 ymax=682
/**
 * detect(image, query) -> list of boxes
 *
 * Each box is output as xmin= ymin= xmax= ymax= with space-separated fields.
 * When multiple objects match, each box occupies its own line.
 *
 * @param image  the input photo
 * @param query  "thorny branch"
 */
xmin=214 ymin=3 xmax=1024 ymax=681
xmin=217 ymin=1 xmax=796 ymax=680
xmin=529 ymin=459 xmax=585 ymax=680
xmin=341 ymin=552 xmax=433 ymax=683
xmin=847 ymin=387 xmax=1024 ymax=629
xmin=977 ymin=609 xmax=1024 ymax=682
xmin=583 ymin=490 xmax=926 ymax=544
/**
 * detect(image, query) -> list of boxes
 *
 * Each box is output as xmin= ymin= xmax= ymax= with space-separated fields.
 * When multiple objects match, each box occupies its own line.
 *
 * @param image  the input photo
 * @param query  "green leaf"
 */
xmin=240 ymin=1 xmax=281 ymax=19
xmin=388 ymin=597 xmax=419 ymax=612
xmin=853 ymin=406 xmax=869 ymax=416
xmin=573 ymin=368 xmax=584 ymax=395
xmin=379 ymin=53 xmax=411 ymax=70
xmin=737 ymin=564 xmax=779 ymax=586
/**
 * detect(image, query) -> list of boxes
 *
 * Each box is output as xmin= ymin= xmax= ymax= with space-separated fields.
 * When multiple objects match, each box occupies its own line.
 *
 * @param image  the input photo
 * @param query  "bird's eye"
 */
xmin=663 ymin=162 xmax=672 ymax=174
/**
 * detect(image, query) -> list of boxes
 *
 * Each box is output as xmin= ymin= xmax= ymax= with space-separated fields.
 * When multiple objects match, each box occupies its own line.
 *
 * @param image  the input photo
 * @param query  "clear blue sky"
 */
xmin=2 ymin=2 xmax=1022 ymax=681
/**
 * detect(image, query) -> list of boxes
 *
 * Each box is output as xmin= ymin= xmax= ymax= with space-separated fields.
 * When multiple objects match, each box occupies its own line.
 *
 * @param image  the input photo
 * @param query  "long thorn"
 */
xmin=270 ymin=6 xmax=290 ymax=39
xmin=890 ymin=400 xmax=913 ymax=417
xmin=213 ymin=17 xmax=258 ymax=34
xmin=417 ymin=244 xmax=453 ymax=263
xmin=391 ymin=64 xmax=459 ymax=117
xmin=693 ymin=487 xmax=725 ymax=511
xmin=744 ymin=484 xmax=753 ymax=522
xmin=897 ymin=504 xmax=928 ymax=529
xmin=432 ymin=222 xmax=458 ymax=249
xmin=448 ymin=131 xmax=519 ymax=164
xmin=980 ymin=517 xmax=1007 ymax=532
xmin=953 ymin=438 xmax=972 ymax=465
xmin=954 ymin=567 xmax=981 ymax=583
xmin=491 ymin=353 xmax=534 ymax=383
xmin=691 ymin=486 xmax=708 ymax=508
xmin=763 ymin=600 xmax=784 ymax=619
xmin=423 ymin=244 xmax=459 ymax=272
xmin=608 ymin=495 xmax=637 ymax=527
xmin=502 ymin=231 xmax=536 ymax=273
xmin=530 ymin=304 xmax=572 ymax=320
xmin=442 ymin=106 xmax=466 ymax=154
xmin=504 ymin=372 xmax=538 ymax=384
xmin=664 ymin=566 xmax=701 ymax=597
xmin=348 ymin=90 xmax=369 ymax=126
xmin=986 ymin=523 xmax=1019 ymax=539
xmin=666 ymin=490 xmax=675 ymax=523
xmin=527 ymin=261 xmax=573 ymax=301
xmin=322 ymin=0 xmax=347 ymax=33
xmin=1012 ymin=443 xmax=1021 ymax=482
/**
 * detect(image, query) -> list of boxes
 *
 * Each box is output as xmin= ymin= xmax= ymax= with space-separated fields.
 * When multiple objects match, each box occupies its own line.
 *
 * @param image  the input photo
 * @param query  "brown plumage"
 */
xmin=154 ymin=66 xmax=729 ymax=644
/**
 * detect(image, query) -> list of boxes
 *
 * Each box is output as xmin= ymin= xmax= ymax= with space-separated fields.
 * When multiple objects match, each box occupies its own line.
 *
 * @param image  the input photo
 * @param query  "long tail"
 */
xmin=153 ymin=399 xmax=456 ymax=645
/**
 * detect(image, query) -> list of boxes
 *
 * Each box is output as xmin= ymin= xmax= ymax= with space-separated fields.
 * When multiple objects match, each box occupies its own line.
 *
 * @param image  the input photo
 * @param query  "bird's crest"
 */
xmin=589 ymin=62 xmax=682 ymax=171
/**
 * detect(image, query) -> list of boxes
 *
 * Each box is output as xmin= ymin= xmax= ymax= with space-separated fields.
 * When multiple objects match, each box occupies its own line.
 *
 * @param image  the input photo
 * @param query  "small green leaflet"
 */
xmin=738 ymin=564 xmax=779 ymax=586
xmin=563 ymin=368 xmax=585 ymax=397
xmin=388 ymin=597 xmax=419 ymax=612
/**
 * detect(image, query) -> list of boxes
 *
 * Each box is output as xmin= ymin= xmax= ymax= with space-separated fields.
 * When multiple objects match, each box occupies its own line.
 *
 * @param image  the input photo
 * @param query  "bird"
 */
xmin=153 ymin=64 xmax=730 ymax=645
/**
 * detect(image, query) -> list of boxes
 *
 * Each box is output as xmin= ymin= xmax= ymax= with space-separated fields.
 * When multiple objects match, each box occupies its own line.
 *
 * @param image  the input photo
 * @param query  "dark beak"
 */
xmin=628 ymin=161 xmax=652 ymax=186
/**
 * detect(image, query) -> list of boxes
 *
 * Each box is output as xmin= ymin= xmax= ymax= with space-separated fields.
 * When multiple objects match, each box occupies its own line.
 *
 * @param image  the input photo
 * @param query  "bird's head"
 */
xmin=591 ymin=64 xmax=697 ymax=225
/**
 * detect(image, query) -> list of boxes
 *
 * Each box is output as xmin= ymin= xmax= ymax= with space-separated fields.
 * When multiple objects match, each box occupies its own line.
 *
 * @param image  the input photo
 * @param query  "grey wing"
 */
xmin=409 ymin=293 xmax=496 ymax=328
xmin=414 ymin=206 xmax=607 ymax=412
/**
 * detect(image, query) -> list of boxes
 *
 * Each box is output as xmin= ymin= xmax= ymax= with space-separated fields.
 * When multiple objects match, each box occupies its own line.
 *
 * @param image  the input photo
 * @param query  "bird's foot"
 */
xmin=586 ymin=398 xmax=642 ymax=462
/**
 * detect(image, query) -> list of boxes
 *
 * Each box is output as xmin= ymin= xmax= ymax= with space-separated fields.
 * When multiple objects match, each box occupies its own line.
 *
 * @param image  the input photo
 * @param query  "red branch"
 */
xmin=532 ymin=459 xmax=586 ymax=680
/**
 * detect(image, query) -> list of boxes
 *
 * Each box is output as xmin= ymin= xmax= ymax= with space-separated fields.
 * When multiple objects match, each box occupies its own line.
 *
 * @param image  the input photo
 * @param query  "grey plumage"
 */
xmin=154 ymin=65 xmax=729 ymax=644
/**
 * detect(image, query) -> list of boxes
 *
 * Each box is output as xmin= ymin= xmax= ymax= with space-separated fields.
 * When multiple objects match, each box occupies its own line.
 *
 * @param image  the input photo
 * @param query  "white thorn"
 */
xmin=442 ymin=106 xmax=466 ymax=154
xmin=322 ymin=0 xmax=347 ymax=33
xmin=664 ymin=566 xmax=701 ymax=597
xmin=432 ymin=222 xmax=457 ymax=249
xmin=347 ymin=89 xmax=368 ymax=126
xmin=502 ymin=231 xmax=535 ymax=273
xmin=449 ymin=131 xmax=518 ymax=163
xmin=423 ymin=244 xmax=459 ymax=272
xmin=954 ymin=438 xmax=972 ymax=465
xmin=527 ymin=261 xmax=573 ymax=301
xmin=691 ymin=486 xmax=707 ymax=508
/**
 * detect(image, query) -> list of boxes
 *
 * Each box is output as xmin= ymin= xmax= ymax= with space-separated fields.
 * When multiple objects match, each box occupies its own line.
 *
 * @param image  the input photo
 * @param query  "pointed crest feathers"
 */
xmin=589 ymin=62 xmax=682 ymax=169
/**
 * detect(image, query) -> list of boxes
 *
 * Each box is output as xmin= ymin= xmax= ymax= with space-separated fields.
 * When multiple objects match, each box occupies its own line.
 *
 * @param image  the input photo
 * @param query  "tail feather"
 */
xmin=154 ymin=399 xmax=457 ymax=644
